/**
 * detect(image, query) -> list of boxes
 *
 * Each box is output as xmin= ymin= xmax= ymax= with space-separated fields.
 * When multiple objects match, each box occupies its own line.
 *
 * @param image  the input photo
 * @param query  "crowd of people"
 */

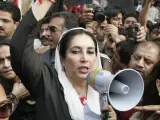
xmin=0 ymin=0 xmax=160 ymax=120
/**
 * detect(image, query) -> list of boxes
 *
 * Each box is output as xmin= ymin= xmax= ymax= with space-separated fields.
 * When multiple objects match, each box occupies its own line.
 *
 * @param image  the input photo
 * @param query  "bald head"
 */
xmin=129 ymin=41 xmax=160 ymax=79
xmin=135 ymin=41 xmax=160 ymax=59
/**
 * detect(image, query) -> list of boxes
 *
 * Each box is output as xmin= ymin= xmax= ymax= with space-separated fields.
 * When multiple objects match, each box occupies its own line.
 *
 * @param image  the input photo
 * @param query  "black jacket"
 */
xmin=10 ymin=9 xmax=72 ymax=120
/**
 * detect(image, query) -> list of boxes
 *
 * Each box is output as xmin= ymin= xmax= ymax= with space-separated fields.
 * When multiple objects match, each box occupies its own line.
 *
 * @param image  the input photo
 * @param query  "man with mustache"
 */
xmin=34 ymin=17 xmax=51 ymax=55
xmin=0 ymin=1 xmax=20 ymax=39
xmin=129 ymin=41 xmax=160 ymax=79
xmin=40 ymin=11 xmax=79 ymax=64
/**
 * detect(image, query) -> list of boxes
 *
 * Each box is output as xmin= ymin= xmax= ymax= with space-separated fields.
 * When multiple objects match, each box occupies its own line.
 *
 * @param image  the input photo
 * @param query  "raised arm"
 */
xmin=10 ymin=0 xmax=54 ymax=94
xmin=139 ymin=0 xmax=151 ymax=30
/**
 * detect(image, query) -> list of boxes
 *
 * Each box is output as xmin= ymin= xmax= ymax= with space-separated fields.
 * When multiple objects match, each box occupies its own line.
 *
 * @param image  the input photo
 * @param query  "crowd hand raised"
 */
xmin=135 ymin=105 xmax=160 ymax=114
xmin=101 ymin=105 xmax=117 ymax=120
xmin=80 ymin=7 xmax=94 ymax=24
xmin=104 ymin=24 xmax=121 ymax=44
xmin=12 ymin=83 xmax=30 ymax=100
xmin=95 ymin=20 xmax=108 ymax=42
xmin=129 ymin=111 xmax=143 ymax=120
xmin=136 ymin=26 xmax=146 ymax=42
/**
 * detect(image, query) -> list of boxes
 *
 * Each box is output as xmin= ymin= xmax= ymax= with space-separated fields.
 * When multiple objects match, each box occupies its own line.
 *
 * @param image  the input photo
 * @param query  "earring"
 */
xmin=156 ymin=79 xmax=160 ymax=96
xmin=62 ymin=67 xmax=65 ymax=71
xmin=158 ymin=88 xmax=160 ymax=96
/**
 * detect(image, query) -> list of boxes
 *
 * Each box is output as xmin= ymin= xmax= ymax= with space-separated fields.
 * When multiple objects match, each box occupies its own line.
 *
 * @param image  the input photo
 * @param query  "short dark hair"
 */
xmin=59 ymin=29 xmax=97 ymax=59
xmin=50 ymin=11 xmax=79 ymax=30
xmin=0 ymin=1 xmax=21 ymax=22
xmin=105 ymin=5 xmax=124 ymax=23
xmin=123 ymin=13 xmax=138 ymax=23
xmin=41 ymin=16 xmax=51 ymax=26
xmin=151 ymin=22 xmax=160 ymax=32
xmin=116 ymin=40 xmax=136 ymax=65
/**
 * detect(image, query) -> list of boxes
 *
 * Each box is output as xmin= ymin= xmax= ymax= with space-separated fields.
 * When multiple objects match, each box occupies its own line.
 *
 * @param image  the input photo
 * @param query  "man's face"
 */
xmin=46 ymin=17 xmax=65 ymax=49
xmin=129 ymin=45 xmax=159 ymax=79
xmin=40 ymin=23 xmax=50 ymax=46
xmin=124 ymin=17 xmax=137 ymax=29
xmin=0 ymin=11 xmax=18 ymax=39
xmin=0 ymin=45 xmax=16 ymax=80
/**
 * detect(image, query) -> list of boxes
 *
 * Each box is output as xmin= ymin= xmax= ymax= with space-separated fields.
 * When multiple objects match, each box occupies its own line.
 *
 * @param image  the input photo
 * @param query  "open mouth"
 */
xmin=4 ymin=70 xmax=13 ymax=74
xmin=78 ymin=67 xmax=89 ymax=74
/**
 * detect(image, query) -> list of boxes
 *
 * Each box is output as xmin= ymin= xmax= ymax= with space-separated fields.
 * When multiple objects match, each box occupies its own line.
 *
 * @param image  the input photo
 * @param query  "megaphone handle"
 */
xmin=100 ymin=94 xmax=109 ymax=120
xmin=100 ymin=94 xmax=108 ymax=109
xmin=102 ymin=110 xmax=109 ymax=120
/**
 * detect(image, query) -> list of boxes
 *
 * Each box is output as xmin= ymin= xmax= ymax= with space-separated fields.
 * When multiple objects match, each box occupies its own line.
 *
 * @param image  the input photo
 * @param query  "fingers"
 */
xmin=136 ymin=26 xmax=146 ymax=42
xmin=135 ymin=105 xmax=160 ymax=111
xmin=81 ymin=8 xmax=94 ymax=23
xmin=156 ymin=111 xmax=160 ymax=114
xmin=108 ymin=105 xmax=117 ymax=120
xmin=83 ymin=8 xmax=94 ymax=13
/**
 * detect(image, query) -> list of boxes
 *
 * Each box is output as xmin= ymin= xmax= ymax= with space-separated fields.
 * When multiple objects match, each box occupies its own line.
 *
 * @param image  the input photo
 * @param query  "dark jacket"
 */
xmin=10 ymin=9 xmax=72 ymax=120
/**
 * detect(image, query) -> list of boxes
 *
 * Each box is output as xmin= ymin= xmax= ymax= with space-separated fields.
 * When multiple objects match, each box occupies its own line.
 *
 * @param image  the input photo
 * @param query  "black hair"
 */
xmin=0 ymin=1 xmax=21 ymax=22
xmin=151 ymin=22 xmax=160 ymax=32
xmin=134 ymin=0 xmax=139 ymax=6
xmin=104 ymin=5 xmax=124 ymax=23
xmin=116 ymin=39 xmax=136 ymax=65
xmin=123 ymin=13 xmax=138 ymax=24
xmin=50 ymin=11 xmax=79 ymax=30
xmin=41 ymin=16 xmax=51 ymax=26
xmin=146 ymin=20 xmax=153 ymax=32
xmin=59 ymin=29 xmax=97 ymax=59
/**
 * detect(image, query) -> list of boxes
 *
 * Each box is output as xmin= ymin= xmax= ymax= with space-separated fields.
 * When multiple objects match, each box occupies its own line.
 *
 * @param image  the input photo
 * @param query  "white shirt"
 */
xmin=147 ymin=6 xmax=159 ymax=24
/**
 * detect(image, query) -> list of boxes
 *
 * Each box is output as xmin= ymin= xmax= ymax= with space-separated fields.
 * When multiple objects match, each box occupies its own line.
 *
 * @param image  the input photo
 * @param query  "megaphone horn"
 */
xmin=86 ymin=68 xmax=144 ymax=111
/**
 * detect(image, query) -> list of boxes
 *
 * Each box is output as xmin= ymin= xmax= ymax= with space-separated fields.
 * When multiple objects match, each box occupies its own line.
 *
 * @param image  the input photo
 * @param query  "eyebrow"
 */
xmin=71 ymin=46 xmax=95 ymax=49
xmin=0 ymin=56 xmax=10 ymax=59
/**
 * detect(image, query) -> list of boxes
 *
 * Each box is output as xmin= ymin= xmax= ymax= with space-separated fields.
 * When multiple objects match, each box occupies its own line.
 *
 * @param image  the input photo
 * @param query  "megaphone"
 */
xmin=86 ymin=68 xmax=144 ymax=111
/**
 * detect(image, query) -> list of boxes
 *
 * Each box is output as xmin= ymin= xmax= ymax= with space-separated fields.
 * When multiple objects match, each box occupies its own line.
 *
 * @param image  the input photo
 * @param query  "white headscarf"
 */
xmin=55 ymin=27 xmax=102 ymax=120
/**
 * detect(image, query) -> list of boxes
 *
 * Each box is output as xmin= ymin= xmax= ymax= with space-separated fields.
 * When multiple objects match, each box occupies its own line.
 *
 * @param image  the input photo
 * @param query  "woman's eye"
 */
xmin=88 ymin=51 xmax=95 ymax=54
xmin=71 ymin=50 xmax=80 ymax=54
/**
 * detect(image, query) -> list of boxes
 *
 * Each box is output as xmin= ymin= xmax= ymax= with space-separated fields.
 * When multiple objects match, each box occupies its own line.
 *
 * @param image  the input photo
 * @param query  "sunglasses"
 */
xmin=0 ymin=94 xmax=19 ymax=118
xmin=48 ymin=26 xmax=62 ymax=32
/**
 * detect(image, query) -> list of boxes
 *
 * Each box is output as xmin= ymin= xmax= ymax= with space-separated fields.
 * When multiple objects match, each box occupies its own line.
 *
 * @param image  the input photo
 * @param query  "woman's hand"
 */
xmin=101 ymin=105 xmax=117 ymax=120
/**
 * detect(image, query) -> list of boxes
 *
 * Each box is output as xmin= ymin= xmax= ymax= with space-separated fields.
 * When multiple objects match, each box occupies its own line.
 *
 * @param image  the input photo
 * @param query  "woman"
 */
xmin=9 ymin=2 xmax=116 ymax=118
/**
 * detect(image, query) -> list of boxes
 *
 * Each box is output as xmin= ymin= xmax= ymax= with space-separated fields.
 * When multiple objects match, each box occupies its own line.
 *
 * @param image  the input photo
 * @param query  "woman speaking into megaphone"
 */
xmin=9 ymin=0 xmax=117 ymax=118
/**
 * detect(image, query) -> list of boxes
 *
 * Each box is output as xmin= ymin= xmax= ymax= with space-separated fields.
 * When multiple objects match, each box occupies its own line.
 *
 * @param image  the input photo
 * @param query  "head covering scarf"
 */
xmin=55 ymin=27 xmax=102 ymax=120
